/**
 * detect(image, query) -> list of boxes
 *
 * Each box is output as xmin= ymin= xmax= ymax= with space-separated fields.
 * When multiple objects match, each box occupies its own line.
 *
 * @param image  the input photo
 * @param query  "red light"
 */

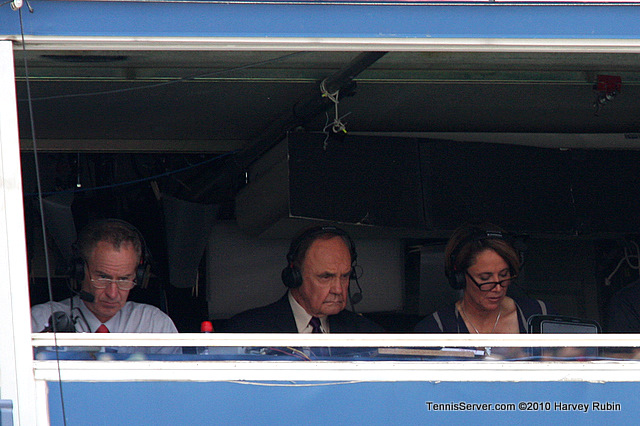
xmin=200 ymin=321 xmax=214 ymax=333
xmin=595 ymin=75 xmax=622 ymax=94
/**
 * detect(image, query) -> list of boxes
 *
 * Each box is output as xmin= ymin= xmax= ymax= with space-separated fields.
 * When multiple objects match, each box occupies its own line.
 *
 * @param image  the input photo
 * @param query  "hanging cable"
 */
xmin=605 ymin=240 xmax=640 ymax=286
xmin=76 ymin=153 xmax=81 ymax=188
xmin=14 ymin=4 xmax=68 ymax=425
xmin=320 ymin=79 xmax=350 ymax=149
xmin=320 ymin=79 xmax=349 ymax=133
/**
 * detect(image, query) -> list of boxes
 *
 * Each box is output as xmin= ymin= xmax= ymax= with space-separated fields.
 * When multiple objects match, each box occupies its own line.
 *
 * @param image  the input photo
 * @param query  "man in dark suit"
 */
xmin=222 ymin=226 xmax=383 ymax=333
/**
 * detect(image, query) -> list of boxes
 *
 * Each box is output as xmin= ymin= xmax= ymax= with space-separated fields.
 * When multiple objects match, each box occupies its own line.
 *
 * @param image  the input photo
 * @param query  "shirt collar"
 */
xmin=288 ymin=291 xmax=329 ymax=333
xmin=76 ymin=295 xmax=122 ymax=332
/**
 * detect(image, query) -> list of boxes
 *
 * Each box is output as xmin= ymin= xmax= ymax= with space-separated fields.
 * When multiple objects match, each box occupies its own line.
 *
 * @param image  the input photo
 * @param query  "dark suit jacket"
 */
xmin=220 ymin=293 xmax=384 ymax=333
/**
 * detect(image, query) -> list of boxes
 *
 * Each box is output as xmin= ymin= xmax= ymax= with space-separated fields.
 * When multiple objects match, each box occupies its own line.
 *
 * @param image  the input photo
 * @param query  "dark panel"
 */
xmin=571 ymin=149 xmax=640 ymax=234
xmin=288 ymin=133 xmax=425 ymax=229
xmin=419 ymin=140 xmax=575 ymax=234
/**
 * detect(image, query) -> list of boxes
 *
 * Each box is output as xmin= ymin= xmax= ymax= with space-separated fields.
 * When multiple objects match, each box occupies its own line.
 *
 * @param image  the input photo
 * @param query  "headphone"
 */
xmin=446 ymin=227 xmax=523 ymax=290
xmin=281 ymin=225 xmax=363 ymax=304
xmin=69 ymin=218 xmax=151 ymax=290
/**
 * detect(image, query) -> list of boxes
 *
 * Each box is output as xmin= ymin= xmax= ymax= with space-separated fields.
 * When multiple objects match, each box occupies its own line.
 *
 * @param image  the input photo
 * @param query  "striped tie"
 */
xmin=309 ymin=317 xmax=322 ymax=333
xmin=309 ymin=317 xmax=329 ymax=357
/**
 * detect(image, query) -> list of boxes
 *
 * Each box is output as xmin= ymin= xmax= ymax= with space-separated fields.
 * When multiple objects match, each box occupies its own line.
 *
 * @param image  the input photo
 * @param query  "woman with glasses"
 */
xmin=414 ymin=222 xmax=550 ymax=334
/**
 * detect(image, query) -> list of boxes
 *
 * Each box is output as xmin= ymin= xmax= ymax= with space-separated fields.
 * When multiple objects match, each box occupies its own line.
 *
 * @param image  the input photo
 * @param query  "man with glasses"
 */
xmin=31 ymin=219 xmax=180 ymax=354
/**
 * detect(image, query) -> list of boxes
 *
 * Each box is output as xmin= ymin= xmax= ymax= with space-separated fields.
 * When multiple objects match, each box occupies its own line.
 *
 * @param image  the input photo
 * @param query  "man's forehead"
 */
xmin=304 ymin=237 xmax=352 ymax=266
xmin=89 ymin=240 xmax=137 ymax=256
xmin=88 ymin=242 xmax=139 ymax=271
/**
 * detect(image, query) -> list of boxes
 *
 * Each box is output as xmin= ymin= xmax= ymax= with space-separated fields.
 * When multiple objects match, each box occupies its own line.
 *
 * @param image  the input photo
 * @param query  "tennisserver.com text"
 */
xmin=424 ymin=401 xmax=621 ymax=412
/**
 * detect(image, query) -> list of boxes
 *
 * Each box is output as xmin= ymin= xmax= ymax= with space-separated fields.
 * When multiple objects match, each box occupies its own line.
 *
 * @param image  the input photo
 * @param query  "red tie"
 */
xmin=95 ymin=324 xmax=109 ymax=333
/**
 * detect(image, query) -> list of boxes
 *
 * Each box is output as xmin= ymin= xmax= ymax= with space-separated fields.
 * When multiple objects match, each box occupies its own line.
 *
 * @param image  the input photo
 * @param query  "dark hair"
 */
xmin=75 ymin=219 xmax=143 ymax=263
xmin=444 ymin=222 xmax=521 ymax=278
xmin=287 ymin=225 xmax=356 ymax=270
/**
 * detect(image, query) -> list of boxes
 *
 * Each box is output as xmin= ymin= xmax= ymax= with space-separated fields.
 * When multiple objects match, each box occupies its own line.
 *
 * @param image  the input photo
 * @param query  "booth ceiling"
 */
xmin=13 ymin=49 xmax=640 ymax=153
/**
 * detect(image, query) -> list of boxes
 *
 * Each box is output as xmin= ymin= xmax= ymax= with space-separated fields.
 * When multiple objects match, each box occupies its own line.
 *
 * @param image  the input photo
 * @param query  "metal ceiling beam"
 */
xmin=188 ymin=51 xmax=387 ymax=203
xmin=248 ymin=51 xmax=387 ymax=163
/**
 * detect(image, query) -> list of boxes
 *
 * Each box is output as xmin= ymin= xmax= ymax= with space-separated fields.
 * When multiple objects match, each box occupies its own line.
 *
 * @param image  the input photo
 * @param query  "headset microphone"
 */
xmin=350 ymin=285 xmax=363 ymax=305
xmin=41 ymin=311 xmax=76 ymax=332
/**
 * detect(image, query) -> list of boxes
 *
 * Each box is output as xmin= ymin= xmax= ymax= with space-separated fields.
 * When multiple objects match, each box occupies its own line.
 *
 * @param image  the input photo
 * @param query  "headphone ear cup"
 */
xmin=136 ymin=239 xmax=152 ymax=288
xmin=281 ymin=265 xmax=302 ymax=288
xmin=448 ymin=270 xmax=467 ymax=290
xmin=349 ymin=265 xmax=363 ymax=305
xmin=70 ymin=258 xmax=85 ymax=286
xmin=136 ymin=264 xmax=148 ymax=289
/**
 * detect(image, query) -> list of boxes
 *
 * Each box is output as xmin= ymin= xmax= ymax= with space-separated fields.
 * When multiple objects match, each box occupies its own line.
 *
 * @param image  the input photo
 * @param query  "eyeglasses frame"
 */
xmin=88 ymin=271 xmax=137 ymax=291
xmin=465 ymin=271 xmax=517 ymax=292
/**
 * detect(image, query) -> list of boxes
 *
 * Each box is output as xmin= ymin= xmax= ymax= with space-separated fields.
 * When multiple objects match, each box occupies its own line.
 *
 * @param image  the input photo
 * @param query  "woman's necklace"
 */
xmin=459 ymin=302 xmax=501 ymax=334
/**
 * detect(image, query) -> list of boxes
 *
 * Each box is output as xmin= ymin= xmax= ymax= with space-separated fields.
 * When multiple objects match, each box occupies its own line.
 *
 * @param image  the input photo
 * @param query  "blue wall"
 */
xmin=48 ymin=380 xmax=637 ymax=425
xmin=2 ymin=2 xmax=640 ymax=40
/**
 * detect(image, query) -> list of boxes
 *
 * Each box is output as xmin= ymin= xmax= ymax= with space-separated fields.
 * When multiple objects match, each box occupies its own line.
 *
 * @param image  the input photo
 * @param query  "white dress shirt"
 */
xmin=31 ymin=295 xmax=181 ymax=354
xmin=288 ymin=291 xmax=329 ymax=333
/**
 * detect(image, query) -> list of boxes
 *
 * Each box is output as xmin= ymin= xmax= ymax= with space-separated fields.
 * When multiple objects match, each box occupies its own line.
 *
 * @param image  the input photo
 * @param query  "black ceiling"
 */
xmin=13 ymin=49 xmax=640 ymax=154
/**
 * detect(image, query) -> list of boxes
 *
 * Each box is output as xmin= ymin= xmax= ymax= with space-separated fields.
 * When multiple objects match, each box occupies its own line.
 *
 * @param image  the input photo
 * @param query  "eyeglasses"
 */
xmin=89 ymin=275 xmax=137 ymax=291
xmin=465 ymin=271 xmax=516 ymax=292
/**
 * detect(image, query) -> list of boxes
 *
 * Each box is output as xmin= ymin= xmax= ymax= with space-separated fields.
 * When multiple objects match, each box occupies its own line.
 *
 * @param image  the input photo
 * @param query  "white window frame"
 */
xmin=0 ymin=40 xmax=38 ymax=426
xmin=5 ymin=35 xmax=640 ymax=425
